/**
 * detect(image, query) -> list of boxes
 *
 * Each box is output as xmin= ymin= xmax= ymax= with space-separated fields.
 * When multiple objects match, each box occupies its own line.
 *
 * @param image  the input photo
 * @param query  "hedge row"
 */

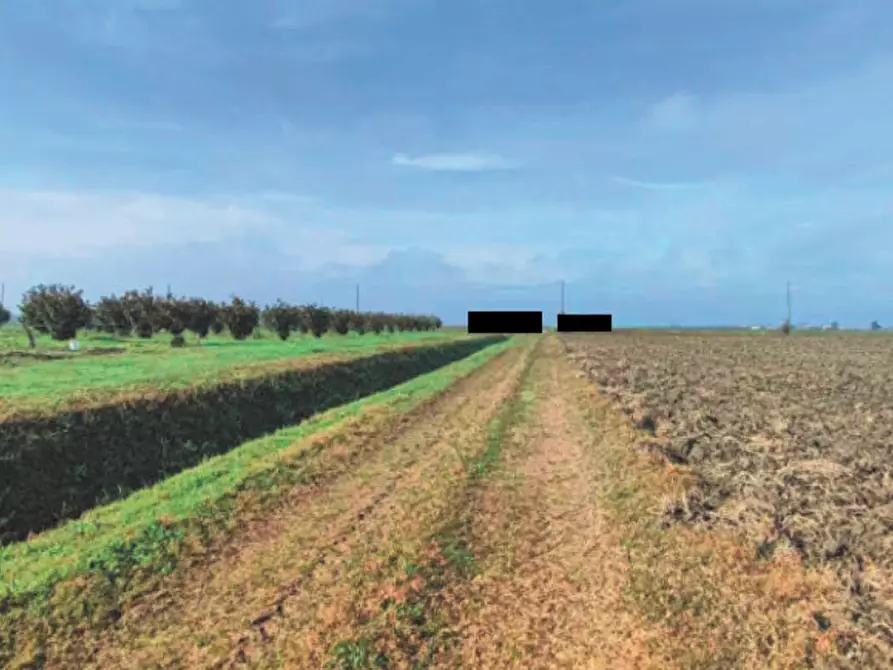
xmin=0 ymin=336 xmax=504 ymax=544
xmin=16 ymin=284 xmax=443 ymax=342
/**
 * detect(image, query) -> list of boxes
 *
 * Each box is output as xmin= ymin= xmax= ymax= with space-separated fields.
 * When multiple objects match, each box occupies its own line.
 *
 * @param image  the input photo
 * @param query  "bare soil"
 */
xmin=563 ymin=332 xmax=893 ymax=667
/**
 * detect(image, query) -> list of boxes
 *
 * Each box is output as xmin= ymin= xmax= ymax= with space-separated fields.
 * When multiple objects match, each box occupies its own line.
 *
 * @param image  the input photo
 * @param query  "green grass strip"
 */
xmin=0 ymin=331 xmax=463 ymax=414
xmin=0 ymin=337 xmax=516 ymax=609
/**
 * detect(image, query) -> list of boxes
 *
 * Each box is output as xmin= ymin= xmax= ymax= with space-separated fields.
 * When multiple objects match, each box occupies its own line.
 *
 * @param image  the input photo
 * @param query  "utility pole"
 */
xmin=560 ymin=280 xmax=566 ymax=314
xmin=355 ymin=284 xmax=360 ymax=313
xmin=786 ymin=280 xmax=792 ymax=324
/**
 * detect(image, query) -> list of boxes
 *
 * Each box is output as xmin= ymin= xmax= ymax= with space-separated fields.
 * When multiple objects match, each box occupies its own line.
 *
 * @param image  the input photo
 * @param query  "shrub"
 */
xmin=19 ymin=284 xmax=91 ymax=341
xmin=0 ymin=303 xmax=10 ymax=327
xmin=223 ymin=296 xmax=259 ymax=340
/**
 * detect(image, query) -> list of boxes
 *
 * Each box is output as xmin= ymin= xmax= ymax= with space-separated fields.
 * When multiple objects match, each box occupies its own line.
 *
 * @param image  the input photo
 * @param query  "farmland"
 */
xmin=0 ymin=329 xmax=463 ymax=416
xmin=1 ymin=328 xmax=891 ymax=668
xmin=564 ymin=331 xmax=893 ymax=667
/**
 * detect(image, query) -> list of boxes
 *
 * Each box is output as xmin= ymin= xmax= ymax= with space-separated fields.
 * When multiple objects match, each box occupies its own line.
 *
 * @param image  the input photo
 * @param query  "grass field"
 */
xmin=1 ymin=330 xmax=890 ymax=668
xmin=0 ymin=328 xmax=460 ymax=416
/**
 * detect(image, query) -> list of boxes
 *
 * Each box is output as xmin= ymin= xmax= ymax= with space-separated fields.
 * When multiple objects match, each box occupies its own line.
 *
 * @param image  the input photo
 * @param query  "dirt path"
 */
xmin=429 ymin=336 xmax=670 ymax=670
xmin=87 ymin=340 xmax=535 ymax=669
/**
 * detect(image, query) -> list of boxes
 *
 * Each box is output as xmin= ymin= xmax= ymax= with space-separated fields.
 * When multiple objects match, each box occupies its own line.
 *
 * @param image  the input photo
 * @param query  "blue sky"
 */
xmin=1 ymin=0 xmax=892 ymax=326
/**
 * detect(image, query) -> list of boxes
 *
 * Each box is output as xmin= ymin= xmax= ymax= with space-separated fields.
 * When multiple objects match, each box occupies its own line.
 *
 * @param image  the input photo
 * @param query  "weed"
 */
xmin=328 ymin=638 xmax=389 ymax=669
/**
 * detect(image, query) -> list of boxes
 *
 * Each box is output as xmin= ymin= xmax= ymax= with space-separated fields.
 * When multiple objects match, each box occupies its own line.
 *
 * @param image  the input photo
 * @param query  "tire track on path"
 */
xmin=432 ymin=336 xmax=670 ymax=670
xmin=87 ymin=340 xmax=535 ymax=669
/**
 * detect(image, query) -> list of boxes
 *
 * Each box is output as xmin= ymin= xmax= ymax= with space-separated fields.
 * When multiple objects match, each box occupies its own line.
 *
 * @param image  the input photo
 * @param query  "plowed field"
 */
xmin=564 ymin=332 xmax=893 ymax=668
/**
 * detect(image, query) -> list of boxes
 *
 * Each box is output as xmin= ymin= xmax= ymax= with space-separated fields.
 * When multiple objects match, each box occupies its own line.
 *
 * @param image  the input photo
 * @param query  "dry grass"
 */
xmin=77 ymin=339 xmax=538 ymax=668
xmin=429 ymin=337 xmax=671 ymax=669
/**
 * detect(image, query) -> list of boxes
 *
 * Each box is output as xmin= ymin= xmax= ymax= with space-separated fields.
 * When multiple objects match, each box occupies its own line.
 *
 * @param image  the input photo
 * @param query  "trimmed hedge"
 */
xmin=0 ymin=336 xmax=504 ymax=544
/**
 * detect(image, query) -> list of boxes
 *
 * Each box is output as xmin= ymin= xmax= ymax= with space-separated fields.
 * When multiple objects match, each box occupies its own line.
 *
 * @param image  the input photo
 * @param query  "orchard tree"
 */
xmin=368 ymin=313 xmax=386 ymax=335
xmin=94 ymin=295 xmax=132 ymax=336
xmin=262 ymin=300 xmax=296 ymax=341
xmin=349 ymin=311 xmax=369 ymax=335
xmin=223 ymin=296 xmax=260 ymax=340
xmin=120 ymin=288 xmax=158 ymax=338
xmin=185 ymin=298 xmax=217 ymax=341
xmin=331 ymin=309 xmax=351 ymax=335
xmin=305 ymin=304 xmax=331 ymax=338
xmin=19 ymin=284 xmax=91 ymax=341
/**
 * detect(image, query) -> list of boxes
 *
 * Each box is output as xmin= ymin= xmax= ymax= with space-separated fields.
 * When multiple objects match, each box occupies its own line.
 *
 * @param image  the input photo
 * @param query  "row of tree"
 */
xmin=5 ymin=285 xmax=442 ymax=344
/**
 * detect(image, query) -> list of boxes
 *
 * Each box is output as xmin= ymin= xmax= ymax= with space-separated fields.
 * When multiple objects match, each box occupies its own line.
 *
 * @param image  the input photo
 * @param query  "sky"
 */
xmin=1 ymin=0 xmax=892 ymax=327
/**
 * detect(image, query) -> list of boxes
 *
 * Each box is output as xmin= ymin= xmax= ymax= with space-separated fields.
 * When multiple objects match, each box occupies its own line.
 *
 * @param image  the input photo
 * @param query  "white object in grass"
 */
xmin=69 ymin=339 xmax=80 ymax=351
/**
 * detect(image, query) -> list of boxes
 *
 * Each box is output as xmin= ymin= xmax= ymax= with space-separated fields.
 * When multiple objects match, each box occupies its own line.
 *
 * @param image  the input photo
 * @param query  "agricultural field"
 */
xmin=0 ymin=328 xmax=463 ymax=415
xmin=564 ymin=331 xmax=893 ymax=668
xmin=1 ymin=328 xmax=889 ymax=669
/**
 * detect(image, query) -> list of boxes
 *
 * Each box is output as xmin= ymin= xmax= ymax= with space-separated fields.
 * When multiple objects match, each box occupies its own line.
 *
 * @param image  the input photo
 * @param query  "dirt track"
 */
xmin=83 ymin=340 xmax=533 ymax=668
xmin=67 ymin=335 xmax=843 ymax=669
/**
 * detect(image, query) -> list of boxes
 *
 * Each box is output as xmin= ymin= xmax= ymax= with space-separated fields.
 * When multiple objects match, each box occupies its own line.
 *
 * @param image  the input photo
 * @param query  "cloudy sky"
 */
xmin=1 ymin=0 xmax=892 ymax=326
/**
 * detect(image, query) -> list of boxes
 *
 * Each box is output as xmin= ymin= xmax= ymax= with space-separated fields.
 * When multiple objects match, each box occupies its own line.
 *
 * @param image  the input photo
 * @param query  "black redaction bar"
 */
xmin=467 ymin=310 xmax=543 ymax=334
xmin=556 ymin=313 xmax=613 ymax=333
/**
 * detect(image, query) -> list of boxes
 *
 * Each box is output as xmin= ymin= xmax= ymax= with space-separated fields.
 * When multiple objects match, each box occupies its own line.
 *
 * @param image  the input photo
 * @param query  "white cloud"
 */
xmin=391 ymin=152 xmax=517 ymax=172
xmin=438 ymin=244 xmax=574 ymax=285
xmin=0 ymin=189 xmax=273 ymax=260
xmin=275 ymin=229 xmax=396 ymax=271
